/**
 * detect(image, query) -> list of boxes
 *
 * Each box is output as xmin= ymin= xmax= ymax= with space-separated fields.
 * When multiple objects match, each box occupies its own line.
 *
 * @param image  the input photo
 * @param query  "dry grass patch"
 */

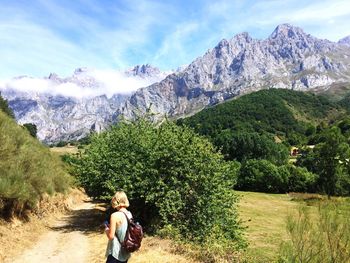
xmin=89 ymin=235 xmax=198 ymax=263
xmin=0 ymin=216 xmax=47 ymax=262
xmin=50 ymin=145 xmax=79 ymax=155
xmin=237 ymin=191 xmax=300 ymax=262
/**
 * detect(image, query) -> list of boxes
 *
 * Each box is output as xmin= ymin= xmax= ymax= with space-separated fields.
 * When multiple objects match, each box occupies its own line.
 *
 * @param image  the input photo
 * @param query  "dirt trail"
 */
xmin=7 ymin=201 xmax=95 ymax=263
xmin=4 ymin=199 xmax=194 ymax=263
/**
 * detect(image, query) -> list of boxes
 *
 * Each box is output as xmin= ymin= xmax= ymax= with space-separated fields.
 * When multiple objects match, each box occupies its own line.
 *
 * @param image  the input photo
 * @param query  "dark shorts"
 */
xmin=106 ymin=254 xmax=128 ymax=263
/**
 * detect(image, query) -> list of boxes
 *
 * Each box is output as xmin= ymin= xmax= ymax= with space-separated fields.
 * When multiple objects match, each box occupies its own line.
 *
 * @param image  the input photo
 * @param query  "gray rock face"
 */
xmin=120 ymin=24 xmax=350 ymax=120
xmin=125 ymin=64 xmax=161 ymax=77
xmin=1 ymin=65 xmax=167 ymax=143
xmin=339 ymin=36 xmax=350 ymax=46
xmin=2 ymin=89 xmax=126 ymax=143
xmin=2 ymin=24 xmax=350 ymax=143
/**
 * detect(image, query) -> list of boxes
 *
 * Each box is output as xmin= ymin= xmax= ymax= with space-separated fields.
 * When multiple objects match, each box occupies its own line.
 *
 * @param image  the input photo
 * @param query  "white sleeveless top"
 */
xmin=105 ymin=210 xmax=132 ymax=261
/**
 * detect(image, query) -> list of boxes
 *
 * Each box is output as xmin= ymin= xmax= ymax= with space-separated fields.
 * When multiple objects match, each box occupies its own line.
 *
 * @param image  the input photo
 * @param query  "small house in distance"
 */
xmin=290 ymin=146 xmax=299 ymax=156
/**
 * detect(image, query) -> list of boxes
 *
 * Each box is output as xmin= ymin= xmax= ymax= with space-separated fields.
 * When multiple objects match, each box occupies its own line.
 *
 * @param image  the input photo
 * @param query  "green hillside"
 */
xmin=0 ymin=109 xmax=72 ymax=218
xmin=177 ymin=88 xmax=346 ymax=147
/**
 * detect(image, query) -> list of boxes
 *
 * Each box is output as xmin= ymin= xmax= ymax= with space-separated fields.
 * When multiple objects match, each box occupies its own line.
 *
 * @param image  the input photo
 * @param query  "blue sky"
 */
xmin=1 ymin=0 xmax=350 ymax=79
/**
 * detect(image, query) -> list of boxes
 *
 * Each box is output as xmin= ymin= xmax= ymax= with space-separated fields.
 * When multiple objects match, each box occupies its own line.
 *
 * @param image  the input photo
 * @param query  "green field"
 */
xmin=238 ymin=191 xmax=350 ymax=262
xmin=238 ymin=191 xmax=309 ymax=262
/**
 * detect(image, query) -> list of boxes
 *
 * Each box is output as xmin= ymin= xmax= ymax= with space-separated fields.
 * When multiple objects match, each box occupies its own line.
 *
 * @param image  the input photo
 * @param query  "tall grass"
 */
xmin=279 ymin=200 xmax=350 ymax=263
xmin=0 ymin=111 xmax=72 ymax=218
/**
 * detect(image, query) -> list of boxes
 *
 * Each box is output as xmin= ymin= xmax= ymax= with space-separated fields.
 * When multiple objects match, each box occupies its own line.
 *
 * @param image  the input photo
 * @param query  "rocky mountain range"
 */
xmin=2 ymin=23 xmax=350 ymax=143
xmin=120 ymin=24 xmax=350 ymax=121
xmin=0 ymin=65 xmax=168 ymax=142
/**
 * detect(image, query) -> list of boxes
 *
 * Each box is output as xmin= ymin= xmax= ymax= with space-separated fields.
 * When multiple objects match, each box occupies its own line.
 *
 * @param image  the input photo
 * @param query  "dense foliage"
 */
xmin=297 ymin=127 xmax=350 ymax=196
xmin=0 ymin=111 xmax=71 ymax=218
xmin=177 ymin=89 xmax=342 ymax=151
xmin=215 ymin=131 xmax=289 ymax=164
xmin=70 ymin=119 xmax=246 ymax=252
xmin=176 ymin=88 xmax=350 ymax=195
xmin=23 ymin=123 xmax=37 ymax=138
xmin=236 ymin=161 xmax=317 ymax=193
xmin=0 ymin=93 xmax=15 ymax=119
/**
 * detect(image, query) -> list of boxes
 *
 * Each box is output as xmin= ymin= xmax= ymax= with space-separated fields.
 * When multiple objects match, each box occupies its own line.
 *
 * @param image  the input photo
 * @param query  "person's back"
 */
xmin=105 ymin=210 xmax=132 ymax=262
xmin=104 ymin=191 xmax=132 ymax=263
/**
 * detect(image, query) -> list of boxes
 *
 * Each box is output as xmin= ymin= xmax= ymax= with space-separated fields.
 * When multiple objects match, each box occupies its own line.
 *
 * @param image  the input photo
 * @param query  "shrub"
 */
xmin=279 ymin=201 xmax=350 ymax=263
xmin=0 ymin=93 xmax=15 ymax=118
xmin=56 ymin=141 xmax=68 ymax=147
xmin=71 ymin=119 xmax=246 ymax=256
xmin=237 ymin=159 xmax=288 ymax=193
xmin=284 ymin=165 xmax=318 ymax=193
xmin=298 ymin=127 xmax=350 ymax=197
xmin=23 ymin=123 xmax=37 ymax=138
xmin=0 ymin=111 xmax=71 ymax=218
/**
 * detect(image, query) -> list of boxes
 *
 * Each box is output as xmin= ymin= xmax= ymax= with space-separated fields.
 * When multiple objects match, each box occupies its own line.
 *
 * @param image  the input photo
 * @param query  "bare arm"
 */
xmin=105 ymin=212 xmax=123 ymax=240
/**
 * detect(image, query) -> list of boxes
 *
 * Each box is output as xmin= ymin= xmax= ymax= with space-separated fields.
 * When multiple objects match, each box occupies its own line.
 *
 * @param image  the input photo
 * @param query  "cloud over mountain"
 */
xmin=1 ymin=67 xmax=169 ymax=99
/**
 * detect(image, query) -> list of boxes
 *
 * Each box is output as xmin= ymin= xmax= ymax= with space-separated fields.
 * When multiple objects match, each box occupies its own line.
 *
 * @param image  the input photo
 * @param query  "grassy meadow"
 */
xmin=238 ymin=191 xmax=349 ymax=262
xmin=237 ymin=191 xmax=298 ymax=261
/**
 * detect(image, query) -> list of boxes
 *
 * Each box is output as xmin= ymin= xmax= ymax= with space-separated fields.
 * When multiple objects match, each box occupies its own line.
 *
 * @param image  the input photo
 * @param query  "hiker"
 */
xmin=104 ymin=191 xmax=132 ymax=263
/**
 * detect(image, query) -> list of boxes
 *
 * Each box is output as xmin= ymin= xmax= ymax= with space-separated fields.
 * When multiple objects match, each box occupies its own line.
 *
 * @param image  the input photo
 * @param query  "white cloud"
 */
xmin=90 ymin=69 xmax=167 ymax=96
xmin=0 ymin=68 xmax=168 ymax=99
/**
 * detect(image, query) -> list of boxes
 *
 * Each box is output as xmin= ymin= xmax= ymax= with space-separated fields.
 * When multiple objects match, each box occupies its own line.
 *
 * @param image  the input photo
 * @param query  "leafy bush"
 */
xmin=71 ymin=119 xmax=246 ymax=254
xmin=237 ymin=160 xmax=318 ymax=193
xmin=0 ymin=111 xmax=72 ymax=218
xmin=283 ymin=165 xmax=318 ymax=193
xmin=214 ymin=131 xmax=289 ymax=165
xmin=279 ymin=201 xmax=350 ymax=263
xmin=56 ymin=141 xmax=68 ymax=147
xmin=297 ymin=127 xmax=350 ymax=196
xmin=0 ymin=93 xmax=15 ymax=118
xmin=237 ymin=159 xmax=289 ymax=193
xmin=23 ymin=123 xmax=37 ymax=138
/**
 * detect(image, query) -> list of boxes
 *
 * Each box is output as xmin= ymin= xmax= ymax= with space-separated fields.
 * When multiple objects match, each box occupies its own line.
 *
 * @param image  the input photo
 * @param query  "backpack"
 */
xmin=117 ymin=211 xmax=143 ymax=253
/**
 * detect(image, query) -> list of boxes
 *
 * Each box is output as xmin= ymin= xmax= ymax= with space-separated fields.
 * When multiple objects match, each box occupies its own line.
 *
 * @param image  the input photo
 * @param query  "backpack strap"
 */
xmin=115 ymin=211 xmax=131 ymax=243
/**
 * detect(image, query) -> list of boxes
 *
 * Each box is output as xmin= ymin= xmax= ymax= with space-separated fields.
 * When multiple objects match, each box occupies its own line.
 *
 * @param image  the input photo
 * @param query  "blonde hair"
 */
xmin=111 ymin=191 xmax=130 ymax=209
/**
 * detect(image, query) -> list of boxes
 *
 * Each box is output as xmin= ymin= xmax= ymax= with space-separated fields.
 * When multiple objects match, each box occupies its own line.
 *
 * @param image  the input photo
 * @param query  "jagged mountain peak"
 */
xmin=232 ymin=32 xmax=252 ymax=42
xmin=121 ymin=24 xmax=350 ymax=124
xmin=269 ymin=23 xmax=309 ymax=40
xmin=215 ymin=32 xmax=252 ymax=51
xmin=3 ymin=24 xmax=350 ymax=143
xmin=338 ymin=36 xmax=350 ymax=46
xmin=47 ymin=73 xmax=62 ymax=83
xmin=48 ymin=73 xmax=59 ymax=79
xmin=126 ymin=64 xmax=161 ymax=77
xmin=216 ymin=38 xmax=230 ymax=48
xmin=74 ymin=67 xmax=89 ymax=74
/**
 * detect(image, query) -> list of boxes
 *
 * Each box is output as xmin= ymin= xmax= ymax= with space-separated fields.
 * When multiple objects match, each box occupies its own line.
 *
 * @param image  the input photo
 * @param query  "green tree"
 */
xmin=0 ymin=92 xmax=14 ymax=118
xmin=23 ymin=123 xmax=37 ymax=138
xmin=215 ymin=131 xmax=289 ymax=165
xmin=298 ymin=127 xmax=350 ymax=197
xmin=282 ymin=164 xmax=318 ymax=192
xmin=237 ymin=159 xmax=289 ymax=193
xmin=56 ymin=141 xmax=68 ymax=147
xmin=71 ymin=119 xmax=246 ymax=251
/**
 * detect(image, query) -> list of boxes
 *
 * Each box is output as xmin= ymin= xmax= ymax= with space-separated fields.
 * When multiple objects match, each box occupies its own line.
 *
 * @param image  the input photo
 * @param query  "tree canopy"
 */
xmin=70 ymin=119 xmax=246 ymax=250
